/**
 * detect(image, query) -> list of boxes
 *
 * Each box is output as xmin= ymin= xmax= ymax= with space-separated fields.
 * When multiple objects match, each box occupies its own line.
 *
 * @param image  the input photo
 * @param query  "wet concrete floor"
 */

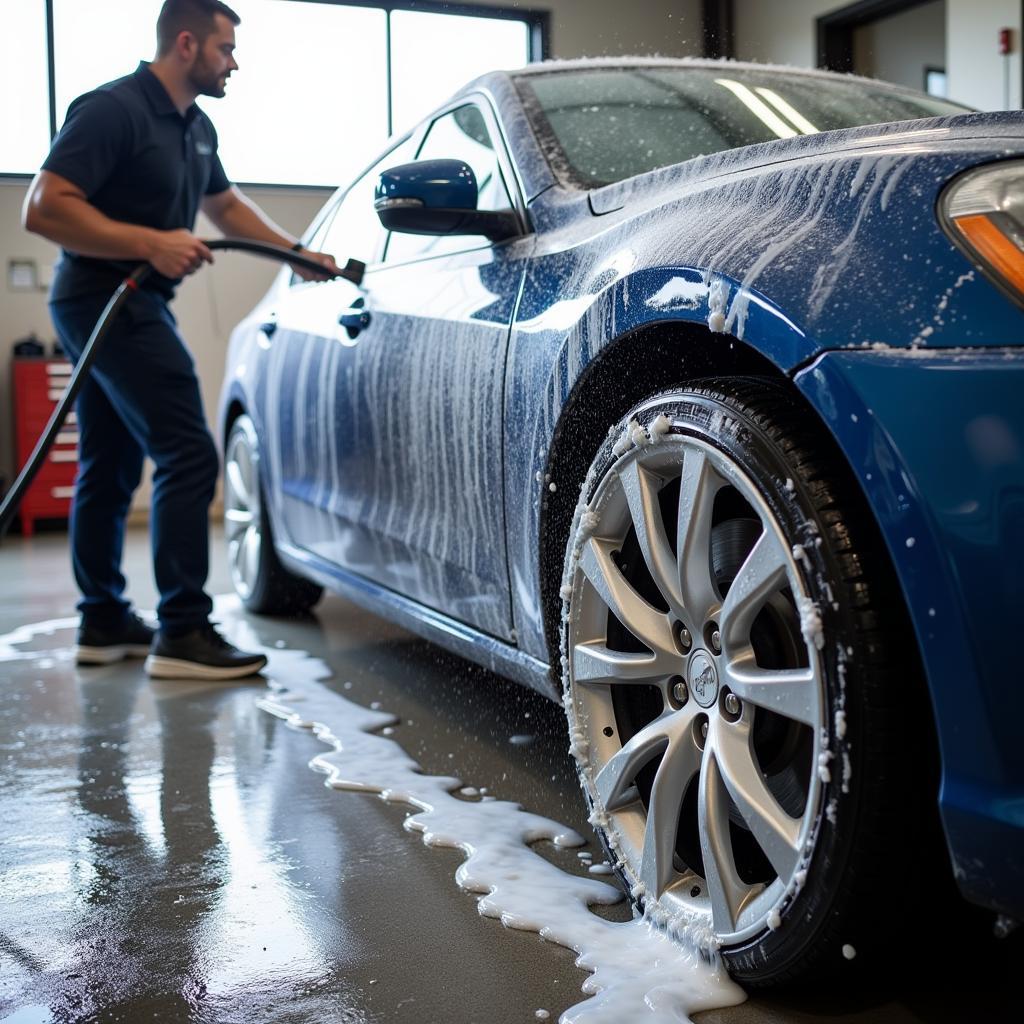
xmin=1 ymin=526 xmax=1017 ymax=1023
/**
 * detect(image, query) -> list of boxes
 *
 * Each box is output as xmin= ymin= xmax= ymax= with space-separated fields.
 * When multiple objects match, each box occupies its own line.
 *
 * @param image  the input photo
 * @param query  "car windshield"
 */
xmin=515 ymin=65 xmax=972 ymax=188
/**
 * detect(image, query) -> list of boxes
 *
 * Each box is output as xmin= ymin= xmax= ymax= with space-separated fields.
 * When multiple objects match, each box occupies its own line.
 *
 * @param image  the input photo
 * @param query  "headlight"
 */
xmin=939 ymin=160 xmax=1024 ymax=308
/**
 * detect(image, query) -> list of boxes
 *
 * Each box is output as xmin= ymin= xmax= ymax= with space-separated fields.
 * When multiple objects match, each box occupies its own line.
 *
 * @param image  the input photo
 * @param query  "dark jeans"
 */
xmin=50 ymin=288 xmax=217 ymax=635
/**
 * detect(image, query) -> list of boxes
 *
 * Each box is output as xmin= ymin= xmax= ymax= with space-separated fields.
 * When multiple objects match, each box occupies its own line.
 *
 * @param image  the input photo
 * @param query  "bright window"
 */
xmin=8 ymin=2 xmax=537 ymax=187
xmin=53 ymin=0 xmax=164 ymax=129
xmin=390 ymin=9 xmax=530 ymax=134
xmin=0 ymin=3 xmax=51 ymax=174
xmin=204 ymin=0 xmax=388 ymax=187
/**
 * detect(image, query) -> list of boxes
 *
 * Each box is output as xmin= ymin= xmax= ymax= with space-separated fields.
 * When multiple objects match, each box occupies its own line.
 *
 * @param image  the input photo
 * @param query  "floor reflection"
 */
xmin=0 ymin=628 xmax=376 ymax=1024
xmin=2 ymin=551 xmax=1018 ymax=1023
xmin=67 ymin=672 xmax=253 ymax=1017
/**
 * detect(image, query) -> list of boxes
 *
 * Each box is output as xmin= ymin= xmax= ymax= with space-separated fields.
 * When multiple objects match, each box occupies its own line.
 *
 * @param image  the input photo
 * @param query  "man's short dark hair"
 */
xmin=156 ymin=0 xmax=241 ymax=56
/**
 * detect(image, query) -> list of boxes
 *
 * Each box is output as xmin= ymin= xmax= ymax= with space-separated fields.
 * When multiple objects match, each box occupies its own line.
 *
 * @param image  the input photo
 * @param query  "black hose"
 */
xmin=0 ymin=239 xmax=365 ymax=540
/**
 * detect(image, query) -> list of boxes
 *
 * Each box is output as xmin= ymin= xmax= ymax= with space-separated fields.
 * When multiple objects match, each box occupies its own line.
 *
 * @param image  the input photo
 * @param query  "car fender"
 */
xmin=796 ymin=348 xmax=1024 ymax=919
xmin=507 ymin=262 xmax=806 ymax=665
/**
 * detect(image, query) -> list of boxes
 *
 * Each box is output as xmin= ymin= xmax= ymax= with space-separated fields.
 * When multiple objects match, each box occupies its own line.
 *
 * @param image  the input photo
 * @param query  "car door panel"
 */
xmin=331 ymin=237 xmax=533 ymax=640
xmin=265 ymin=275 xmax=366 ymax=544
xmin=265 ymin=101 xmax=528 ymax=641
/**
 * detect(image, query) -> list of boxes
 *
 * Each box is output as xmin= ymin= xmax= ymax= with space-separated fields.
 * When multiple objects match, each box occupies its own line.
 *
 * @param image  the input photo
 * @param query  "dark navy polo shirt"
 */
xmin=43 ymin=62 xmax=230 ymax=301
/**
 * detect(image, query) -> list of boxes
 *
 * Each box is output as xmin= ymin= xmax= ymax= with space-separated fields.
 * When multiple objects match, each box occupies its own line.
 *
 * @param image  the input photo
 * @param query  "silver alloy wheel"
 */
xmin=564 ymin=425 xmax=825 ymax=946
xmin=224 ymin=420 xmax=263 ymax=602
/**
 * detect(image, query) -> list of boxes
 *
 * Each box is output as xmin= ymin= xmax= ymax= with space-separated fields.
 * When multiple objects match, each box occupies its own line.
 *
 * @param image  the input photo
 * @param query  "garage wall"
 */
xmin=733 ymin=0 xmax=1023 ymax=110
xmin=947 ymin=0 xmax=1022 ymax=110
xmin=0 ymin=0 xmax=702 ymax=516
xmin=853 ymin=0 xmax=945 ymax=92
xmin=546 ymin=0 xmax=702 ymax=58
xmin=732 ymin=0 xmax=845 ymax=68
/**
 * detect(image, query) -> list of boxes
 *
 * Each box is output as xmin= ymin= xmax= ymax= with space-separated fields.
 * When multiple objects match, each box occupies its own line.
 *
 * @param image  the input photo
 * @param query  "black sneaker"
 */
xmin=77 ymin=613 xmax=155 ymax=665
xmin=144 ymin=623 xmax=268 ymax=681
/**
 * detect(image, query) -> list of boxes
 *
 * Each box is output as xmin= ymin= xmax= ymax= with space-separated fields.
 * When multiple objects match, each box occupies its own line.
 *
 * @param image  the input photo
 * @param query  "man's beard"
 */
xmin=188 ymin=55 xmax=228 ymax=98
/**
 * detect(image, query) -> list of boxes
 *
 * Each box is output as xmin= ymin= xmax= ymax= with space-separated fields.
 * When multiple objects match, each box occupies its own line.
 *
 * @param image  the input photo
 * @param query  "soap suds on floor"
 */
xmin=253 ymin=652 xmax=745 ymax=1022
xmin=0 ymin=606 xmax=745 ymax=1023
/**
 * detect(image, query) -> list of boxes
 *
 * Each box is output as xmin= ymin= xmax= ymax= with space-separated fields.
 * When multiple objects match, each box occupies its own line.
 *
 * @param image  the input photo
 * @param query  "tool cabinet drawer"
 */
xmin=10 ymin=357 xmax=77 ymax=535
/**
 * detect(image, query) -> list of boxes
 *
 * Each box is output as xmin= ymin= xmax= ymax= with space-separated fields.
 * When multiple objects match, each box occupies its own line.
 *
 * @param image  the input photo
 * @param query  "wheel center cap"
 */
xmin=688 ymin=651 xmax=719 ymax=708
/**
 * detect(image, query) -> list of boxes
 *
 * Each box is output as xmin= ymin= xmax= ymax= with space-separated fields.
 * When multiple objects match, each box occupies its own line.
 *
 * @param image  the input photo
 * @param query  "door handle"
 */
xmin=339 ymin=300 xmax=371 ymax=339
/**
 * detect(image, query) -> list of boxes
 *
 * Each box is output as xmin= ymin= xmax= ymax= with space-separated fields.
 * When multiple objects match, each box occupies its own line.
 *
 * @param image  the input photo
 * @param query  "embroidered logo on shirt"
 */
xmin=195 ymin=141 xmax=213 ymax=156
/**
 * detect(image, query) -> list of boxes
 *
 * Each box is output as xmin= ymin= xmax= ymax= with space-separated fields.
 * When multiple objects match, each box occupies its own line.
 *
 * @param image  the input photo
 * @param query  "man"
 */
xmin=23 ymin=0 xmax=339 ymax=680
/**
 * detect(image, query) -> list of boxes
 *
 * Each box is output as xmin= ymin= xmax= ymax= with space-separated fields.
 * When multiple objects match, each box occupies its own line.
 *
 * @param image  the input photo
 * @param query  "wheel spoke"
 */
xmin=698 ymin=748 xmax=747 ymax=934
xmin=229 ymin=537 xmax=243 ymax=575
xmin=579 ymin=537 xmax=674 ymax=654
xmin=620 ymin=460 xmax=685 ymax=619
xmin=224 ymin=507 xmax=253 ymax=542
xmin=242 ymin=528 xmax=260 ymax=587
xmin=676 ymin=448 xmax=722 ymax=624
xmin=226 ymin=459 xmax=250 ymax=509
xmin=573 ymin=641 xmax=676 ymax=687
xmin=723 ymin=656 xmax=819 ymax=727
xmin=714 ymin=719 xmax=801 ymax=880
xmin=594 ymin=713 xmax=676 ymax=811
xmin=230 ymin=539 xmax=249 ymax=597
xmin=720 ymin=528 xmax=790 ymax=650
xmin=639 ymin=727 xmax=702 ymax=898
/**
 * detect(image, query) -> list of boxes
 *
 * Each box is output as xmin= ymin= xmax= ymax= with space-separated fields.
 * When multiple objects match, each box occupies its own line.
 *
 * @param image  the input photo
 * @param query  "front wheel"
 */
xmin=560 ymin=379 xmax=934 ymax=986
xmin=224 ymin=414 xmax=323 ymax=616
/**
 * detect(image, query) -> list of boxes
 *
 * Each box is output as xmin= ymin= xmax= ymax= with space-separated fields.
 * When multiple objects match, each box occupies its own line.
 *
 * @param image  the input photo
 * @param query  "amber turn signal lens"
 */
xmin=952 ymin=213 xmax=1024 ymax=297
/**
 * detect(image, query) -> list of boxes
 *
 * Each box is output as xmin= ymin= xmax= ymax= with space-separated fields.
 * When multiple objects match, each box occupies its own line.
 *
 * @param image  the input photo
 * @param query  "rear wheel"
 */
xmin=560 ymin=379 xmax=934 ymax=986
xmin=224 ymin=414 xmax=323 ymax=616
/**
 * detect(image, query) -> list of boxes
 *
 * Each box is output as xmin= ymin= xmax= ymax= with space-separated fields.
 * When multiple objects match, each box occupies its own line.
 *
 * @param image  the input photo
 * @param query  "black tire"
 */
xmin=560 ymin=378 xmax=941 ymax=988
xmin=224 ymin=414 xmax=323 ymax=616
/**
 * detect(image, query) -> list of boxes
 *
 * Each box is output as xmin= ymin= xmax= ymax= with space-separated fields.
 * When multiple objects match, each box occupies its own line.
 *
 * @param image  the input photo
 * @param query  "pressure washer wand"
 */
xmin=0 ymin=239 xmax=365 ymax=540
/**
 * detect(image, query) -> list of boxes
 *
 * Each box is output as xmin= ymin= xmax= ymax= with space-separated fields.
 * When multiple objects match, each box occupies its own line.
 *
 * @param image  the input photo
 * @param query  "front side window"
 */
xmin=321 ymin=164 xmax=390 ymax=268
xmin=517 ymin=65 xmax=974 ymax=189
xmin=297 ymin=136 xmax=417 ymax=281
xmin=385 ymin=104 xmax=514 ymax=264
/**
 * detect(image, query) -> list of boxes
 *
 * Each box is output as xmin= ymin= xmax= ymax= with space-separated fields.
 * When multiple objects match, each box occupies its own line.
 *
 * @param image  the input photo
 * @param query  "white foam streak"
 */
xmin=259 ymin=671 xmax=744 ymax=1022
xmin=0 ymin=608 xmax=744 ymax=1021
xmin=0 ymin=616 xmax=79 ymax=664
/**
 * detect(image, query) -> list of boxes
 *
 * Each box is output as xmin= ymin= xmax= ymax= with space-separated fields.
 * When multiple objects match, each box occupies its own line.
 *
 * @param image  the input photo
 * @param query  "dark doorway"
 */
xmin=703 ymin=0 xmax=735 ymax=59
xmin=818 ymin=0 xmax=943 ymax=76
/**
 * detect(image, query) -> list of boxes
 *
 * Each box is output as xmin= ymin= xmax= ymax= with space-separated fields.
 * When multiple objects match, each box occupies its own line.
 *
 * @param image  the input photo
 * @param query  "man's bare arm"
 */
xmin=23 ymin=170 xmax=213 ymax=279
xmin=202 ymin=186 xmax=342 ymax=280
xmin=201 ymin=186 xmax=295 ymax=248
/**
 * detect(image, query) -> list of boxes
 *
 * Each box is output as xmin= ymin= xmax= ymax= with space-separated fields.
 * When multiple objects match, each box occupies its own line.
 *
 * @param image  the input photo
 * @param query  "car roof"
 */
xmin=460 ymin=55 xmax=950 ymax=106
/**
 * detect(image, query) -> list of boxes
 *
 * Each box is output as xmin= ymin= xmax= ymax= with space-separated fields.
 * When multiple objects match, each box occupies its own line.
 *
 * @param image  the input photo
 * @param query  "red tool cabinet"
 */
xmin=10 ymin=358 xmax=78 ymax=537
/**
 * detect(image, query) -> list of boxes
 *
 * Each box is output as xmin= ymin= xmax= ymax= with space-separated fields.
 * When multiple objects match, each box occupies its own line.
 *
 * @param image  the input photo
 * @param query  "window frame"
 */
xmin=1 ymin=0 xmax=548 ymax=184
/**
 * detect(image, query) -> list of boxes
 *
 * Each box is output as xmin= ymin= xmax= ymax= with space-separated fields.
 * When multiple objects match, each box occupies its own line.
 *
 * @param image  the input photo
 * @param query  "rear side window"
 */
xmin=385 ymin=104 xmax=514 ymax=264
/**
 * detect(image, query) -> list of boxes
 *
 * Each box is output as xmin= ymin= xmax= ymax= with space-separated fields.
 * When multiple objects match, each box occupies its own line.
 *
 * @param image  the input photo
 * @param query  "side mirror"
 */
xmin=374 ymin=159 xmax=520 ymax=243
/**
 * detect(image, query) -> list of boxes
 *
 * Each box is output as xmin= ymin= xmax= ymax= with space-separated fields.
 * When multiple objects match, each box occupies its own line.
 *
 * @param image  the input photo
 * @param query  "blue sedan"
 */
xmin=218 ymin=58 xmax=1024 ymax=984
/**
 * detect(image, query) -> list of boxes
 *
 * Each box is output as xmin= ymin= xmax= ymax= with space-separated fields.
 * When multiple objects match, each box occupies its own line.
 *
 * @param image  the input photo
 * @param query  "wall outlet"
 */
xmin=8 ymin=260 xmax=38 ymax=291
